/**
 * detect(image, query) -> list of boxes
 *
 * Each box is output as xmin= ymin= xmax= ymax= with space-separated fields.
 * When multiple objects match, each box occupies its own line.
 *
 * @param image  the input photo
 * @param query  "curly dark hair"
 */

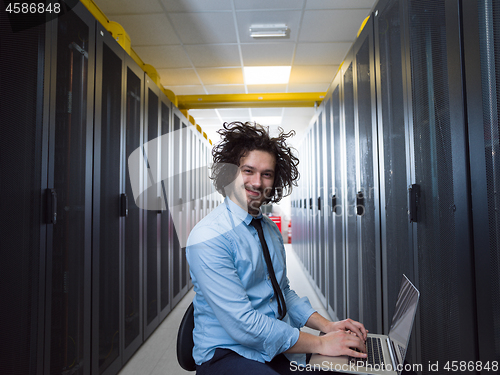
xmin=211 ymin=121 xmax=299 ymax=203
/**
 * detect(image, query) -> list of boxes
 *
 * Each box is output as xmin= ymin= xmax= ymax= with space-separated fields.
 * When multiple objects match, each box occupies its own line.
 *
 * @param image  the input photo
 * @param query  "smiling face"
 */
xmin=226 ymin=149 xmax=276 ymax=216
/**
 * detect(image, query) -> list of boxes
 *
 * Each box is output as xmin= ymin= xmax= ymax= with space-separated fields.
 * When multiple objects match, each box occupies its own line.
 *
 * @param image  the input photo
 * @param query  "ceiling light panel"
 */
xmin=244 ymin=66 xmax=291 ymax=85
xmin=236 ymin=10 xmax=301 ymax=43
xmin=249 ymin=24 xmax=289 ymax=38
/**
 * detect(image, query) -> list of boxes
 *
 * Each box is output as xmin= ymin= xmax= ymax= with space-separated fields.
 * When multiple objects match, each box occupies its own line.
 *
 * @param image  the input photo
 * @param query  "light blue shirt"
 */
xmin=186 ymin=196 xmax=316 ymax=366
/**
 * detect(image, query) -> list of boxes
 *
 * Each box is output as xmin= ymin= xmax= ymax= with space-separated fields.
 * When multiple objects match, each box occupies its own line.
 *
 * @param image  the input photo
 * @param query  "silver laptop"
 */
xmin=309 ymin=275 xmax=420 ymax=375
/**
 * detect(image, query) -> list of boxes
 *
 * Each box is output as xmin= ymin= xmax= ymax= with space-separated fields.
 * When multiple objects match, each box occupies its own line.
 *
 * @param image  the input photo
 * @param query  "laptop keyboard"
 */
xmin=349 ymin=336 xmax=385 ymax=367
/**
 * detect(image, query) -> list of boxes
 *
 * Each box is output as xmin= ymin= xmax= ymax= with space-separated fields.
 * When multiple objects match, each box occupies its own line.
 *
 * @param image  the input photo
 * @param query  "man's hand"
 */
xmin=318 ymin=330 xmax=367 ymax=358
xmin=323 ymin=319 xmax=368 ymax=342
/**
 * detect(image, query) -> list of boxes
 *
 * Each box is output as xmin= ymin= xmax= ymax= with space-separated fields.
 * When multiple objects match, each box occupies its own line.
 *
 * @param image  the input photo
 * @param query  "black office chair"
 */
xmin=176 ymin=302 xmax=196 ymax=371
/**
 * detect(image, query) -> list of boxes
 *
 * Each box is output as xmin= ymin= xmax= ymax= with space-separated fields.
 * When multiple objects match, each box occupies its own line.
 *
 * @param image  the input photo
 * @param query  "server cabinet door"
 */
xmin=323 ymin=95 xmax=335 ymax=319
xmin=144 ymin=77 xmax=161 ymax=338
xmin=92 ymin=22 xmax=125 ymax=375
xmin=181 ymin=117 xmax=190 ymax=295
xmin=463 ymin=0 xmax=500 ymax=367
xmin=352 ymin=16 xmax=382 ymax=334
xmin=374 ymin=0 xmax=414 ymax=335
xmin=44 ymin=3 xmax=95 ymax=374
xmin=171 ymin=108 xmax=190 ymax=306
xmin=123 ymin=58 xmax=144 ymax=361
xmin=342 ymin=58 xmax=360 ymax=323
xmin=318 ymin=111 xmax=328 ymax=302
xmin=0 ymin=10 xmax=46 ymax=375
xmin=407 ymin=0 xmax=478 ymax=371
xmin=331 ymin=80 xmax=346 ymax=321
xmin=159 ymin=97 xmax=172 ymax=322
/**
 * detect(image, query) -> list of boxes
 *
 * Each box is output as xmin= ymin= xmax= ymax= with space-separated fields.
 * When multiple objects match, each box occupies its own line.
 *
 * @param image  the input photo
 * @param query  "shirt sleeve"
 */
xmin=186 ymin=227 xmax=300 ymax=361
xmin=282 ymin=280 xmax=317 ymax=329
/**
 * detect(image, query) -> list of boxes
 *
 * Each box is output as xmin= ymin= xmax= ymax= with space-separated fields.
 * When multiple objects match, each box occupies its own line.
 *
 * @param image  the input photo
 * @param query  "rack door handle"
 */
xmin=409 ymin=184 xmax=420 ymax=222
xmin=46 ymin=188 xmax=57 ymax=224
xmin=356 ymin=191 xmax=365 ymax=216
xmin=120 ymin=193 xmax=129 ymax=217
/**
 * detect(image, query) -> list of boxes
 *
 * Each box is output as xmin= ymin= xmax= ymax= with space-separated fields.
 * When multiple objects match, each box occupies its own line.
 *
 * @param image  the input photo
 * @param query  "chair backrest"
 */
xmin=176 ymin=302 xmax=196 ymax=371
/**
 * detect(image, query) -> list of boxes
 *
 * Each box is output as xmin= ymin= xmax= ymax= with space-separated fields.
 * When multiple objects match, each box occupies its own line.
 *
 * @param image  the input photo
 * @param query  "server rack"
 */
xmin=463 ymin=0 xmax=500 ymax=368
xmin=349 ymin=15 xmax=381 ymax=334
xmin=292 ymin=1 xmax=488 ymax=373
xmin=122 ymin=51 xmax=145 ymax=364
xmin=43 ymin=4 xmax=96 ymax=374
xmin=404 ymin=0 xmax=477 ymax=370
xmin=1 ymin=2 xmax=214 ymax=373
xmin=0 ymin=5 xmax=47 ymax=374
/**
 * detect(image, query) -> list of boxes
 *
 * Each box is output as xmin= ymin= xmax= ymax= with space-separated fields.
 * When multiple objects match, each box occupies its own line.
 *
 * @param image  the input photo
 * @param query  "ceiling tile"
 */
xmin=236 ymin=10 xmax=302 ymax=43
xmin=205 ymin=85 xmax=246 ymax=94
xmin=157 ymin=68 xmax=201 ymax=85
xmin=294 ymin=42 xmax=352 ymax=65
xmin=133 ymin=45 xmax=191 ymax=68
xmin=164 ymin=85 xmax=206 ymax=95
xmin=94 ymin=0 xmax=163 ymax=15
xmin=160 ymin=0 xmax=232 ymax=12
xmin=247 ymin=84 xmax=289 ymax=93
xmin=250 ymin=108 xmax=283 ymax=117
xmin=299 ymin=9 xmax=370 ymax=42
xmin=184 ymin=44 xmax=241 ymax=67
xmin=241 ymin=43 xmax=295 ymax=66
xmin=188 ymin=109 xmax=220 ymax=119
xmin=234 ymin=0 xmax=304 ymax=10
xmin=197 ymin=68 xmax=244 ymax=85
xmin=110 ymin=14 xmax=180 ymax=45
xmin=169 ymin=12 xmax=237 ymax=44
xmin=218 ymin=108 xmax=252 ymax=119
xmin=289 ymin=65 xmax=336 ymax=84
xmin=283 ymin=107 xmax=316 ymax=117
xmin=305 ymin=0 xmax=376 ymax=10
xmin=196 ymin=120 xmax=224 ymax=128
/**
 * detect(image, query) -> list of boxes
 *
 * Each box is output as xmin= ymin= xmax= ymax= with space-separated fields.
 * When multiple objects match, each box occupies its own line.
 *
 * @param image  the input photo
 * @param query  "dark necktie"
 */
xmin=250 ymin=218 xmax=287 ymax=320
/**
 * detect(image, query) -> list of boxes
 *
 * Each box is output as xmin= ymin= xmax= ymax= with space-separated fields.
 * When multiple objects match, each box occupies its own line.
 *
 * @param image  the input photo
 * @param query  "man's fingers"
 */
xmin=345 ymin=320 xmax=368 ymax=340
xmin=347 ymin=348 xmax=368 ymax=358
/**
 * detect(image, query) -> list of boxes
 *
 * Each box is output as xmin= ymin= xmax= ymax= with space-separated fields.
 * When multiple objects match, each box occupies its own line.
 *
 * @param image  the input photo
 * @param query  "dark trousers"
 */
xmin=196 ymin=348 xmax=332 ymax=375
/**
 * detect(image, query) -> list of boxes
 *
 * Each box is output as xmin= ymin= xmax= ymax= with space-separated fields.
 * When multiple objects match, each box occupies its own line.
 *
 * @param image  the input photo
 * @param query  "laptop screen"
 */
xmin=388 ymin=275 xmax=420 ymax=362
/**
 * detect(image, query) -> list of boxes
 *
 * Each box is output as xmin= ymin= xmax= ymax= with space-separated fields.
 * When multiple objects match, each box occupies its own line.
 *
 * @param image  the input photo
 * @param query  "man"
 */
xmin=186 ymin=122 xmax=367 ymax=374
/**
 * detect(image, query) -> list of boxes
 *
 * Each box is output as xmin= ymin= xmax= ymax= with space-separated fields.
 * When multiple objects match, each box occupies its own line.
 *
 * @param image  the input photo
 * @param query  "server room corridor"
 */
xmin=118 ymin=245 xmax=330 ymax=375
xmin=2 ymin=1 xmax=500 ymax=374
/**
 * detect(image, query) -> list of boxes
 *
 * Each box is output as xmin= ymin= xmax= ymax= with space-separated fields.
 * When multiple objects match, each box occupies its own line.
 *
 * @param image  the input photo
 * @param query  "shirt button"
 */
xmin=267 ymin=275 xmax=270 ymax=280
xmin=270 ymin=298 xmax=273 ymax=303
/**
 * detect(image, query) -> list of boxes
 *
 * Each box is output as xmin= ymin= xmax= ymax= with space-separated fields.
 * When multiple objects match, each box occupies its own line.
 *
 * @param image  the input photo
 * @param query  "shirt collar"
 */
xmin=224 ymin=196 xmax=262 ymax=225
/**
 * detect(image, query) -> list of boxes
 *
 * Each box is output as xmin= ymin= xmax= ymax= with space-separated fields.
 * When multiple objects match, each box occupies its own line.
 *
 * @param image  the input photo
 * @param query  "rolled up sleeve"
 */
xmin=282 ymin=281 xmax=316 ymax=329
